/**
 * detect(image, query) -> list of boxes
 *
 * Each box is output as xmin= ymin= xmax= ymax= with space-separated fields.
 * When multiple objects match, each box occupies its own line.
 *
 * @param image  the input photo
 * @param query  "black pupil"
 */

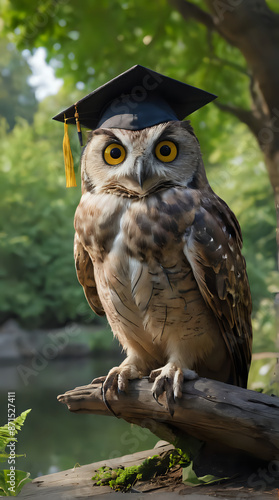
xmin=110 ymin=147 xmax=122 ymax=159
xmin=160 ymin=144 xmax=171 ymax=156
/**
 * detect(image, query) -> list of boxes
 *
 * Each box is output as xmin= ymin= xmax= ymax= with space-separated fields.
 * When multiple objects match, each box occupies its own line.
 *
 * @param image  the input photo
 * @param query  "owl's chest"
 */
xmin=75 ymin=189 xmax=205 ymax=347
xmin=82 ymin=188 xmax=197 ymax=265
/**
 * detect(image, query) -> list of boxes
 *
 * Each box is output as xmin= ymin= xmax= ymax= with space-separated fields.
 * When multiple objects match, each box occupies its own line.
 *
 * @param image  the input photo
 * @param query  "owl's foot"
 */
xmin=92 ymin=364 xmax=142 ymax=416
xmin=104 ymin=364 xmax=142 ymax=393
xmin=149 ymin=364 xmax=197 ymax=415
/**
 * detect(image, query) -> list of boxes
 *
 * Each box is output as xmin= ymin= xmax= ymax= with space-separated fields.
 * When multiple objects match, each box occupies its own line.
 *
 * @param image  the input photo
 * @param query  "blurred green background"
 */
xmin=0 ymin=0 xmax=278 ymax=480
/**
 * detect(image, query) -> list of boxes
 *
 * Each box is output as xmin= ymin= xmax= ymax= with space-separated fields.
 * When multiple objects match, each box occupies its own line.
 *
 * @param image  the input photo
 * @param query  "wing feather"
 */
xmin=184 ymin=192 xmax=252 ymax=387
xmin=74 ymin=233 xmax=105 ymax=316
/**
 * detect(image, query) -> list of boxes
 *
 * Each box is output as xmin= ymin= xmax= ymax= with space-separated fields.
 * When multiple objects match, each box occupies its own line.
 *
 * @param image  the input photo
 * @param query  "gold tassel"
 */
xmin=63 ymin=118 xmax=77 ymax=188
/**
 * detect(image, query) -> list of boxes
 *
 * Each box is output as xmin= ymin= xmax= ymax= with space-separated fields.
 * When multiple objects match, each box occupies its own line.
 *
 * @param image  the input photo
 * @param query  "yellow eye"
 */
xmin=155 ymin=140 xmax=177 ymax=162
xmin=104 ymin=143 xmax=126 ymax=165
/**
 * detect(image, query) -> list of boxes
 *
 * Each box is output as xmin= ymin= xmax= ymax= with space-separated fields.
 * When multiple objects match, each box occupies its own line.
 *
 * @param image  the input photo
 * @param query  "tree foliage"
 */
xmin=0 ymin=409 xmax=32 ymax=496
xmin=0 ymin=98 xmax=93 ymax=327
xmin=1 ymin=0 xmax=251 ymax=103
xmin=0 ymin=38 xmax=37 ymax=129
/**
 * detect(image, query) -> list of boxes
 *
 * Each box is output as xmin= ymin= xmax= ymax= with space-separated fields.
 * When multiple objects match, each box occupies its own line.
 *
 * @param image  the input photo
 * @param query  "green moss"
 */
xmin=92 ymin=449 xmax=190 ymax=492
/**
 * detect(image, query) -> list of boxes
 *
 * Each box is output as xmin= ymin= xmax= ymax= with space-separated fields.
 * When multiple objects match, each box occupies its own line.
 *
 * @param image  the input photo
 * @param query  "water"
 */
xmin=0 ymin=354 xmax=158 ymax=478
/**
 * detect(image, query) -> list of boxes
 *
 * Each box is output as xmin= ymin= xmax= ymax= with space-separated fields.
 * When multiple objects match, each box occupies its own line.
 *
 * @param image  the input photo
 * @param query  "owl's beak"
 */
xmin=133 ymin=157 xmax=149 ymax=190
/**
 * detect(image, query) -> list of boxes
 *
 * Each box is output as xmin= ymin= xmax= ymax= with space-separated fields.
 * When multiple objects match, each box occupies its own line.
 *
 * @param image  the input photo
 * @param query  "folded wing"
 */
xmin=184 ymin=192 xmax=252 ymax=387
xmin=74 ymin=233 xmax=105 ymax=316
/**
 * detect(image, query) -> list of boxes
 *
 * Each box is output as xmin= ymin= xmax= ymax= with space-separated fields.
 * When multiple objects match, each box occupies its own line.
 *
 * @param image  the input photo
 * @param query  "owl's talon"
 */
xmin=101 ymin=382 xmax=118 ymax=418
xmin=149 ymin=363 xmax=186 ymax=414
xmin=152 ymin=375 xmax=175 ymax=415
xmin=152 ymin=374 xmax=165 ymax=397
xmin=152 ymin=392 xmax=164 ymax=406
xmin=165 ymin=378 xmax=175 ymax=413
xmin=91 ymin=375 xmax=106 ymax=384
xmin=103 ymin=370 xmax=119 ymax=395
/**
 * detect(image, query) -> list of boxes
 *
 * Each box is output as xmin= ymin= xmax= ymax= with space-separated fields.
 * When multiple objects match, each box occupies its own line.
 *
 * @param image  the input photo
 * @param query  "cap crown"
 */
xmin=53 ymin=65 xmax=217 ymax=131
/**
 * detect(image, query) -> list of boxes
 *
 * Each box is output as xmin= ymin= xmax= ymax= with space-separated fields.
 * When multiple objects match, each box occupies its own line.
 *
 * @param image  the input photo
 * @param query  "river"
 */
xmin=0 ymin=353 xmax=157 ymax=479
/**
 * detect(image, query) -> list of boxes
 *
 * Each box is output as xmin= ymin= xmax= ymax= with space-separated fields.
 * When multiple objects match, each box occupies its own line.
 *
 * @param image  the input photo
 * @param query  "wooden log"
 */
xmin=252 ymin=352 xmax=279 ymax=360
xmin=57 ymin=377 xmax=279 ymax=462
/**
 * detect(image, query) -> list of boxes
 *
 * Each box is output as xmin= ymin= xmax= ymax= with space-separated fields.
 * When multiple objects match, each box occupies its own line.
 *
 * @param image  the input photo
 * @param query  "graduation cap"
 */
xmin=53 ymin=65 xmax=217 ymax=187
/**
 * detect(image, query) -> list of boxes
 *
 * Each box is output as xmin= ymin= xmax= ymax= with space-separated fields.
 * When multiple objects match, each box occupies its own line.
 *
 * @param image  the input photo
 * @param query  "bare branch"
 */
xmin=169 ymin=0 xmax=215 ymax=31
xmin=214 ymin=102 xmax=263 ymax=138
xmin=206 ymin=29 xmax=250 ymax=78
xmin=212 ymin=55 xmax=250 ymax=77
xmin=58 ymin=377 xmax=279 ymax=462
xmin=252 ymin=352 xmax=279 ymax=360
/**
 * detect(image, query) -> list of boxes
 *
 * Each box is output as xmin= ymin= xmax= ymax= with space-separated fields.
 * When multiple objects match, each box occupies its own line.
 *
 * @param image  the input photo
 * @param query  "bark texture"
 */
xmin=58 ymin=377 xmax=279 ymax=462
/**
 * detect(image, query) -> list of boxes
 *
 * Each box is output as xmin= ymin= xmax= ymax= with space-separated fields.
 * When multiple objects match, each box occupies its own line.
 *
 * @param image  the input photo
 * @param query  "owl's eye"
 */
xmin=104 ymin=143 xmax=126 ymax=165
xmin=155 ymin=140 xmax=177 ymax=163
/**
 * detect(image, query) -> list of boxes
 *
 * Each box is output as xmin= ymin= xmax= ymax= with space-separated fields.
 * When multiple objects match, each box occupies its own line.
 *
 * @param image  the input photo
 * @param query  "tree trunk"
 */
xmin=206 ymin=0 xmax=279 ymax=340
xmin=169 ymin=0 xmax=279 ymax=332
xmin=58 ymin=377 xmax=279 ymax=462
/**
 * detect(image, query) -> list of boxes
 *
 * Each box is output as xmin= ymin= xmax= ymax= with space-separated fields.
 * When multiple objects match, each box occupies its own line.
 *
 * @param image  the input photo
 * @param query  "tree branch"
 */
xmin=206 ymin=30 xmax=250 ymax=77
xmin=58 ymin=377 xmax=279 ymax=462
xmin=214 ymin=102 xmax=263 ymax=138
xmin=252 ymin=352 xmax=279 ymax=360
xmin=211 ymin=55 xmax=250 ymax=77
xmin=169 ymin=0 xmax=215 ymax=31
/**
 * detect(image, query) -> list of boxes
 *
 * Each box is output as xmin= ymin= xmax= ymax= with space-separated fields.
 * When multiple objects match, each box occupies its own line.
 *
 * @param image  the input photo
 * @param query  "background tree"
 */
xmin=170 ymin=0 xmax=279 ymax=311
xmin=0 ymin=39 xmax=37 ymax=129
xmin=0 ymin=100 xmax=85 ymax=327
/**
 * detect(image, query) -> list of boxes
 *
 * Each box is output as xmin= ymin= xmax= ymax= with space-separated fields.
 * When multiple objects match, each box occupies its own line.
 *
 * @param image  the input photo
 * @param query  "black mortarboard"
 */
xmin=53 ymin=65 xmax=217 ymax=186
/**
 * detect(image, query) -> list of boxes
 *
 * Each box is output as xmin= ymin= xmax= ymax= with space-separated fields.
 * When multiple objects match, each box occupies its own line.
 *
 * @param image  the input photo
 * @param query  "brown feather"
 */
xmin=184 ymin=189 xmax=252 ymax=387
xmin=74 ymin=233 xmax=105 ymax=316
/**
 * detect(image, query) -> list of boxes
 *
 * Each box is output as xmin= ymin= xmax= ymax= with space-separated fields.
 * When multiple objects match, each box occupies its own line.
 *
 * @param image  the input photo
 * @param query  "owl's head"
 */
xmin=81 ymin=120 xmax=208 ymax=197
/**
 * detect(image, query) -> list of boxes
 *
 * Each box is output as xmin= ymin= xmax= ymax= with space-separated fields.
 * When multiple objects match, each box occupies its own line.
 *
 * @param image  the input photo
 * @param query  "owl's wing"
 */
xmin=74 ymin=233 xmax=105 ymax=316
xmin=184 ymin=191 xmax=252 ymax=387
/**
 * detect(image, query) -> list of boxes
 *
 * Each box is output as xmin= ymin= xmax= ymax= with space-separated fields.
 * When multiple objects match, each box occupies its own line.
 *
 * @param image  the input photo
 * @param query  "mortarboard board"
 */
xmin=53 ymin=65 xmax=217 ymax=187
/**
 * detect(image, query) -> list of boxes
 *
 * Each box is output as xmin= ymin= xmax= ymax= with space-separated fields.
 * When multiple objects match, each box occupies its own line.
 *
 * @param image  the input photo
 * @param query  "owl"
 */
xmin=54 ymin=65 xmax=252 ymax=408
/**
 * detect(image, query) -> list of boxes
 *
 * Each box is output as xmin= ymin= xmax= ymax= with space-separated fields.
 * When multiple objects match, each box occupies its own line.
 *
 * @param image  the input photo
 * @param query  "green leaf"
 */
xmin=0 ymin=470 xmax=31 ymax=496
xmin=182 ymin=461 xmax=228 ymax=486
xmin=0 ymin=410 xmax=31 ymax=463
xmin=0 ymin=410 xmax=31 ymax=451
